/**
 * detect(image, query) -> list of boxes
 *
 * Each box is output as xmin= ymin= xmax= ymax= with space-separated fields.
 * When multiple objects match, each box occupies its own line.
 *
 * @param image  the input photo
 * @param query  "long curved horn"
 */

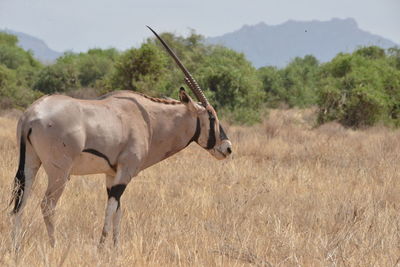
xmin=147 ymin=26 xmax=209 ymax=107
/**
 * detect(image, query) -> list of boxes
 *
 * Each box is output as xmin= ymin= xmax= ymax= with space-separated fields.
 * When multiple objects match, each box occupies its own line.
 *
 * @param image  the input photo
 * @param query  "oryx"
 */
xmin=11 ymin=27 xmax=232 ymax=247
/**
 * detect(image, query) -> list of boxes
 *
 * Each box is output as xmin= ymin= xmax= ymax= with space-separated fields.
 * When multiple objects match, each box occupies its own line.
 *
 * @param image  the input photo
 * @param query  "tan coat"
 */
xmin=12 ymin=88 xmax=232 ymax=247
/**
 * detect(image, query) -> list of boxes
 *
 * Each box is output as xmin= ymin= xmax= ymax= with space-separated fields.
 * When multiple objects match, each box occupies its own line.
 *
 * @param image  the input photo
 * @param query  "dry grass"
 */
xmin=1 ymin=108 xmax=400 ymax=266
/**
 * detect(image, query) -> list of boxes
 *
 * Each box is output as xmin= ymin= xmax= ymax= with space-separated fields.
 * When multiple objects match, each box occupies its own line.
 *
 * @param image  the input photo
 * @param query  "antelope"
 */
xmin=11 ymin=27 xmax=232 ymax=247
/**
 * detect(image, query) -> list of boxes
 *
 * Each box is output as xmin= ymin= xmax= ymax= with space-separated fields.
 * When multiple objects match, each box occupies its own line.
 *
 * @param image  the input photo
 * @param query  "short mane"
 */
xmin=96 ymin=90 xmax=182 ymax=105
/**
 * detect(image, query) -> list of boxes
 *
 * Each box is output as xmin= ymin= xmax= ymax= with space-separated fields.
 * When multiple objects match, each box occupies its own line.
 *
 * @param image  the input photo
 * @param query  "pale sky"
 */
xmin=0 ymin=0 xmax=399 ymax=52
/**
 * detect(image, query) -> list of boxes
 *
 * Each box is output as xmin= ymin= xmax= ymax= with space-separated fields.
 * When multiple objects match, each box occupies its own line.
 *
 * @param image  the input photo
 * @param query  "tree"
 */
xmin=146 ymin=31 xmax=208 ymax=97
xmin=354 ymin=46 xmax=385 ymax=60
xmin=105 ymin=43 xmax=168 ymax=94
xmin=257 ymin=66 xmax=284 ymax=107
xmin=0 ymin=32 xmax=18 ymax=46
xmin=0 ymin=32 xmax=43 ymax=108
xmin=387 ymin=47 xmax=400 ymax=70
xmin=33 ymin=62 xmax=80 ymax=94
xmin=317 ymin=47 xmax=400 ymax=127
xmin=0 ymin=32 xmax=41 ymax=70
xmin=279 ymin=55 xmax=319 ymax=107
xmin=56 ymin=48 xmax=118 ymax=87
xmin=78 ymin=49 xmax=118 ymax=87
xmin=196 ymin=46 xmax=264 ymax=124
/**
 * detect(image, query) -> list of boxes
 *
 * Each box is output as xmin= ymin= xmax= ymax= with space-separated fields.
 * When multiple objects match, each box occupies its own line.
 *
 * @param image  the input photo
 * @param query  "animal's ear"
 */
xmin=179 ymin=87 xmax=199 ymax=114
xmin=179 ymin=87 xmax=192 ymax=103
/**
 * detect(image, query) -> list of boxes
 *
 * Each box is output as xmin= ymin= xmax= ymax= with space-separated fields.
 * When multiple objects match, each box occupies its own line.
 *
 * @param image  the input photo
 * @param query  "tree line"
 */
xmin=1 ymin=31 xmax=400 ymax=127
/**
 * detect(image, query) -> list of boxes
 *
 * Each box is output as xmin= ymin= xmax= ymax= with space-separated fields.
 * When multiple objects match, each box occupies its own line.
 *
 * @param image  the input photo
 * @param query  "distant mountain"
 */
xmin=1 ymin=29 xmax=62 ymax=63
xmin=207 ymin=18 xmax=398 ymax=68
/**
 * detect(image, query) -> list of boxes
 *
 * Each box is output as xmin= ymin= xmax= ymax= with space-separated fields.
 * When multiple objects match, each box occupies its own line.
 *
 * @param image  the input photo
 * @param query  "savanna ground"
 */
xmin=1 ymin=108 xmax=400 ymax=266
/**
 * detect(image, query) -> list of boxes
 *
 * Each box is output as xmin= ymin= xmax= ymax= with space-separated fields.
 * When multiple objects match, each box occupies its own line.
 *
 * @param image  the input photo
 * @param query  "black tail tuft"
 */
xmin=12 ymin=135 xmax=26 ymax=214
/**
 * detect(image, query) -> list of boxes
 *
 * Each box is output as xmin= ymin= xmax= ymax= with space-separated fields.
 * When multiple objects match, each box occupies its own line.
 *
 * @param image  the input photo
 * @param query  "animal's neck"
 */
xmin=141 ymin=104 xmax=198 ymax=169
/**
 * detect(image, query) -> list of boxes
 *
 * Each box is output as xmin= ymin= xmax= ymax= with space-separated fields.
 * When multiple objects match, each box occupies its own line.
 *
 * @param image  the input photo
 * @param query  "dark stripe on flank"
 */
xmin=82 ymin=148 xmax=116 ymax=172
xmin=13 ymin=135 xmax=26 ymax=214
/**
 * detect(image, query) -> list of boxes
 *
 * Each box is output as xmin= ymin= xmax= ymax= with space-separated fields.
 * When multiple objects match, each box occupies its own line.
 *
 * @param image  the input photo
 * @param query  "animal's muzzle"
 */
xmin=219 ymin=140 xmax=233 ymax=157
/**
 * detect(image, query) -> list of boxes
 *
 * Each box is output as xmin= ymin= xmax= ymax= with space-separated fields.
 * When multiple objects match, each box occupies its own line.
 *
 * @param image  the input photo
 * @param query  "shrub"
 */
xmin=317 ymin=47 xmax=400 ymax=127
xmin=33 ymin=63 xmax=80 ymax=94
xmin=258 ymin=55 xmax=319 ymax=108
xmin=105 ymin=43 xmax=168 ymax=94
xmin=196 ymin=46 xmax=264 ymax=124
xmin=0 ymin=64 xmax=42 ymax=108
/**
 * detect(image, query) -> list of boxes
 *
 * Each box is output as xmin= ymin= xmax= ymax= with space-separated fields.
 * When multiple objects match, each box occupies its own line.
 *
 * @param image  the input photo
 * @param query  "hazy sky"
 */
xmin=0 ymin=0 xmax=399 ymax=52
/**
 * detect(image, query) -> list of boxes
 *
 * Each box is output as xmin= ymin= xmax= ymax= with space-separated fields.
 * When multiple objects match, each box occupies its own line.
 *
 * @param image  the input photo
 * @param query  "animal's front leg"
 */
xmin=112 ymin=204 xmax=122 ymax=246
xmin=99 ymin=171 xmax=128 ymax=246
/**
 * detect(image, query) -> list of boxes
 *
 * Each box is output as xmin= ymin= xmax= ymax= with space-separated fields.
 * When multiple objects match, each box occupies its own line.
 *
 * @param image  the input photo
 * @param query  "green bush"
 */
xmin=0 ymin=32 xmax=41 ymax=71
xmin=195 ymin=46 xmax=264 ymax=124
xmin=33 ymin=62 xmax=80 ymax=94
xmin=0 ymin=32 xmax=43 ymax=108
xmin=388 ymin=47 xmax=400 ymax=70
xmin=105 ymin=43 xmax=168 ymax=94
xmin=2 ymin=29 xmax=400 ymax=128
xmin=57 ymin=49 xmax=118 ymax=88
xmin=0 ymin=32 xmax=18 ymax=46
xmin=0 ymin=64 xmax=17 ymax=96
xmin=258 ymin=55 xmax=319 ymax=108
xmin=317 ymin=47 xmax=400 ymax=127
xmin=0 ymin=64 xmax=42 ymax=108
xmin=257 ymin=66 xmax=284 ymax=107
xmin=354 ymin=46 xmax=385 ymax=60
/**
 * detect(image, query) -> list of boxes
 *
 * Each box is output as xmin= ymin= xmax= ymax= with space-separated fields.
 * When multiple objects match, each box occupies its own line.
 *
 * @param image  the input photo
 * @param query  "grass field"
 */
xmin=1 ymin=109 xmax=400 ymax=266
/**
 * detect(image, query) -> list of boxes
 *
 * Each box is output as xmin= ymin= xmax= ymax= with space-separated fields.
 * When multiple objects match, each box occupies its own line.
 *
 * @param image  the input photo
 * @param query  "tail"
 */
xmin=11 ymin=128 xmax=31 ymax=214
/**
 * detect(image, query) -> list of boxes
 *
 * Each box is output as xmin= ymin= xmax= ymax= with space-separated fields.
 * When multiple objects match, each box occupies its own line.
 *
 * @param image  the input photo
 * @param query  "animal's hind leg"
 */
xmin=12 ymin=143 xmax=41 ymax=250
xmin=40 ymin=164 xmax=70 ymax=248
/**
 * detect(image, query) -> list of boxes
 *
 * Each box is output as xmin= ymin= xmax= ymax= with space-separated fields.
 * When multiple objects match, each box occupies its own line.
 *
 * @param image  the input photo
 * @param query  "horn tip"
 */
xmin=146 ymin=25 xmax=156 ymax=34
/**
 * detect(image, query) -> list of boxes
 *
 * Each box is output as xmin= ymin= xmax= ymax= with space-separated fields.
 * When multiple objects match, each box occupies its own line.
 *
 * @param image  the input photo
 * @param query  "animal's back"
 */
xmin=18 ymin=92 xmax=151 ymax=176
